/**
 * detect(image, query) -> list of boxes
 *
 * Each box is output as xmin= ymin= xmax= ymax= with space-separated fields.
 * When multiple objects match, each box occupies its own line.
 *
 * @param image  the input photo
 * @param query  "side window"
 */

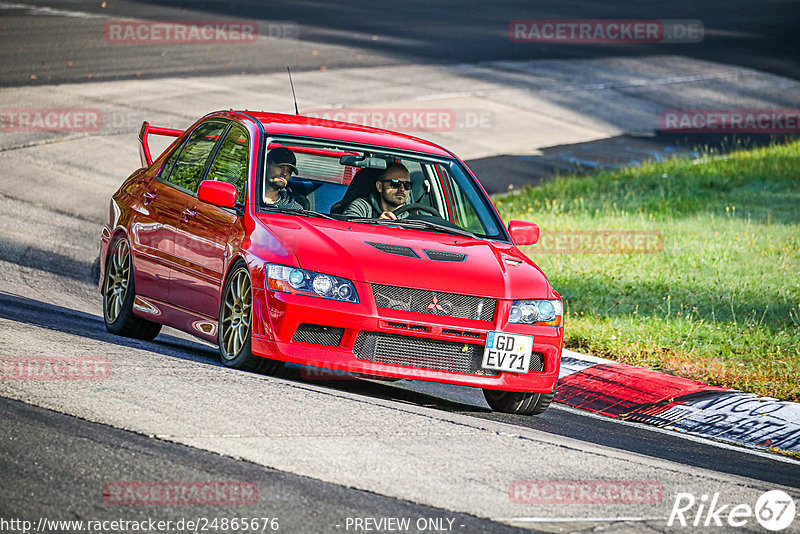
xmin=442 ymin=163 xmax=499 ymax=236
xmin=421 ymin=164 xmax=447 ymax=216
xmin=158 ymin=137 xmax=186 ymax=179
xmin=207 ymin=124 xmax=249 ymax=204
xmin=162 ymin=120 xmax=227 ymax=193
xmin=439 ymin=164 xmax=485 ymax=234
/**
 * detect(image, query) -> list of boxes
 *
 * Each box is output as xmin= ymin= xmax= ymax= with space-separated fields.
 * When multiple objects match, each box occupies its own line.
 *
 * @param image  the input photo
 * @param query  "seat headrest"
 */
xmin=330 ymin=167 xmax=384 ymax=214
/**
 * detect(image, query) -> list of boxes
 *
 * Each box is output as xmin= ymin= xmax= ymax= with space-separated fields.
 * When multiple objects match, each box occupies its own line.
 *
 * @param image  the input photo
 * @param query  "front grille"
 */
xmin=442 ymin=328 xmax=482 ymax=339
xmin=529 ymin=352 xmax=545 ymax=372
xmin=292 ymin=324 xmax=344 ymax=347
xmin=372 ymin=284 xmax=495 ymax=321
xmin=386 ymin=321 xmax=429 ymax=332
xmin=354 ymin=332 xmax=498 ymax=375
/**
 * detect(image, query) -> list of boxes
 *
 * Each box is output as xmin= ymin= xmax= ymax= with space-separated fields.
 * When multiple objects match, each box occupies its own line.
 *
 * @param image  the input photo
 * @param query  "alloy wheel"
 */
xmin=221 ymin=269 xmax=252 ymax=359
xmin=104 ymin=239 xmax=131 ymax=324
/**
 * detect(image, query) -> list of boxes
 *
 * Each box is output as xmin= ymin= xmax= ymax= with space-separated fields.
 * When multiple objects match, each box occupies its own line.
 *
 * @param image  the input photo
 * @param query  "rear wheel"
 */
xmin=102 ymin=236 xmax=161 ymax=340
xmin=218 ymin=263 xmax=284 ymax=374
xmin=483 ymin=384 xmax=556 ymax=416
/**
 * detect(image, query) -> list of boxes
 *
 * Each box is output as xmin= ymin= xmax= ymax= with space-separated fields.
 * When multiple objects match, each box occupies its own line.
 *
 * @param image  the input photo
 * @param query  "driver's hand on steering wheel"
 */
xmin=379 ymin=211 xmax=398 ymax=220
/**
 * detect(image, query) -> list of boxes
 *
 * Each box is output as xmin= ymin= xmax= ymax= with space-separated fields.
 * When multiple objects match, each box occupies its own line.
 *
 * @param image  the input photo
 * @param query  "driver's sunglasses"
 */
xmin=382 ymin=179 xmax=412 ymax=191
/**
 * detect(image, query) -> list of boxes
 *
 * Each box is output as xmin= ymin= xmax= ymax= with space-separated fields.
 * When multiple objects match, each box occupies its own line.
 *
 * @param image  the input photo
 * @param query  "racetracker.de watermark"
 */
xmin=103 ymin=481 xmax=259 ymax=505
xmin=509 ymin=480 xmax=664 ymax=504
xmin=535 ymin=230 xmax=664 ymax=254
xmin=661 ymin=109 xmax=800 ymax=133
xmin=0 ymin=108 xmax=177 ymax=133
xmin=0 ymin=108 xmax=102 ymax=132
xmin=1 ymin=356 xmax=111 ymax=380
xmin=510 ymin=19 xmax=703 ymax=43
xmin=301 ymin=108 xmax=495 ymax=132
xmin=300 ymin=365 xmax=357 ymax=381
xmin=298 ymin=353 xmax=461 ymax=381
xmin=104 ymin=20 xmax=298 ymax=44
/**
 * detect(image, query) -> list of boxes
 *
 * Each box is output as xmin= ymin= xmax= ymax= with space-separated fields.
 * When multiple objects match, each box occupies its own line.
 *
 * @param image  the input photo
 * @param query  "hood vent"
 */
xmin=367 ymin=242 xmax=420 ymax=258
xmin=424 ymin=249 xmax=467 ymax=262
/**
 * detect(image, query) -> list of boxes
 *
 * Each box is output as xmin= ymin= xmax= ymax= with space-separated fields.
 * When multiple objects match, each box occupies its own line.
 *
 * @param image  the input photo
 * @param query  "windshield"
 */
xmin=259 ymin=137 xmax=504 ymax=240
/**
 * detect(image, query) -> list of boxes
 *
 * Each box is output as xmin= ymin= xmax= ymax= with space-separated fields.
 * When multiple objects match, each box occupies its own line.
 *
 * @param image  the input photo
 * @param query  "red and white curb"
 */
xmin=555 ymin=350 xmax=800 ymax=454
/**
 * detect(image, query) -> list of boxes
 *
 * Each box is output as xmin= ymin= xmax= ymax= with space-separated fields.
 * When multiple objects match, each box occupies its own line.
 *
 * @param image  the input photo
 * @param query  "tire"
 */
xmin=483 ymin=384 xmax=556 ymax=416
xmin=218 ymin=263 xmax=284 ymax=374
xmin=91 ymin=253 xmax=101 ymax=285
xmin=102 ymin=236 xmax=162 ymax=341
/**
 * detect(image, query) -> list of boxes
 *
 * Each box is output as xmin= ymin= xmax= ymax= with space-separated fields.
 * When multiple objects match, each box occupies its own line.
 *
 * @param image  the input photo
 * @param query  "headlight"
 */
xmin=267 ymin=264 xmax=359 ymax=303
xmin=508 ymin=299 xmax=563 ymax=326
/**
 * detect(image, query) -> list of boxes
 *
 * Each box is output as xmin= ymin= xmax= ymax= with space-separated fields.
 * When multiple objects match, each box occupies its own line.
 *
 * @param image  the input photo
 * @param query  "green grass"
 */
xmin=494 ymin=141 xmax=800 ymax=401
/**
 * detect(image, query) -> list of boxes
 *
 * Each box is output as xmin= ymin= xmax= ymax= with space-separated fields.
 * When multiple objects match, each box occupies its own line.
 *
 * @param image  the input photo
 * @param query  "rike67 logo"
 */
xmin=669 ymin=490 xmax=796 ymax=531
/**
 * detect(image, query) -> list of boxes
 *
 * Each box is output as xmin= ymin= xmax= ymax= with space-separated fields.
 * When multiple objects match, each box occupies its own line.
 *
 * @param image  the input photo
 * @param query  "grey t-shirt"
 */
xmin=265 ymin=188 xmax=303 ymax=210
xmin=343 ymin=192 xmax=408 ymax=218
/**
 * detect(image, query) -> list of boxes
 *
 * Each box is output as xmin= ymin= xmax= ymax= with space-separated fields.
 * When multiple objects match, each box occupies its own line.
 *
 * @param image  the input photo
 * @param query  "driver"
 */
xmin=343 ymin=163 xmax=411 ymax=220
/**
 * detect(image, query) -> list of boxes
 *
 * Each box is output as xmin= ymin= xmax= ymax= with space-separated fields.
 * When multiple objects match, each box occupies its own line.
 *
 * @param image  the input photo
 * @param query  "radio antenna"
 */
xmin=287 ymin=66 xmax=299 ymax=115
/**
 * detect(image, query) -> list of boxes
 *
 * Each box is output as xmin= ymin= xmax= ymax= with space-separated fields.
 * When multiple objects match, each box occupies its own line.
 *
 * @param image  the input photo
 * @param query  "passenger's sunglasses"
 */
xmin=382 ymin=179 xmax=412 ymax=191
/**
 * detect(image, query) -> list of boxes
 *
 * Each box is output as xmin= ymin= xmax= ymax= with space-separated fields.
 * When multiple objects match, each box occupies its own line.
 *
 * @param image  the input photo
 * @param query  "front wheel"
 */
xmin=102 ymin=236 xmax=161 ymax=340
xmin=483 ymin=385 xmax=556 ymax=415
xmin=218 ymin=263 xmax=284 ymax=374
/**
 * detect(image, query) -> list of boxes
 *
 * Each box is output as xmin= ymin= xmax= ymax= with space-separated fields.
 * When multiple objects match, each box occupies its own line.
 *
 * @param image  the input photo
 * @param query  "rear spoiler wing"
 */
xmin=138 ymin=121 xmax=183 ymax=167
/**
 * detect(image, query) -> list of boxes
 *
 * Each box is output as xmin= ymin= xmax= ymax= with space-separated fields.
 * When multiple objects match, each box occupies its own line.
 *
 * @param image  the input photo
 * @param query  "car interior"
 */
xmin=260 ymin=140 xmax=498 ymax=238
xmin=267 ymin=146 xmax=433 ymax=214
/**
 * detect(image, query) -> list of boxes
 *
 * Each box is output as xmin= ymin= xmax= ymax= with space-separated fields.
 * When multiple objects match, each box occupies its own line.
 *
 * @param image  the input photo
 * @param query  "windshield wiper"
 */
xmin=261 ymin=206 xmax=334 ymax=219
xmin=347 ymin=217 xmax=475 ymax=238
xmin=394 ymin=218 xmax=476 ymax=238
xmin=346 ymin=217 xmax=396 ymax=225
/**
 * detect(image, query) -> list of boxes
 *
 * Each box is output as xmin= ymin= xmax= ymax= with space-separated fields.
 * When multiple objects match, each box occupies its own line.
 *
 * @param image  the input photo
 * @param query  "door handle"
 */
xmin=143 ymin=191 xmax=157 ymax=205
xmin=182 ymin=207 xmax=197 ymax=222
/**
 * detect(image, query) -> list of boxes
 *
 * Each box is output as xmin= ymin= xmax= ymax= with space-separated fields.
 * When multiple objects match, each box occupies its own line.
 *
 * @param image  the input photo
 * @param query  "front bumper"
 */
xmin=250 ymin=283 xmax=563 ymax=392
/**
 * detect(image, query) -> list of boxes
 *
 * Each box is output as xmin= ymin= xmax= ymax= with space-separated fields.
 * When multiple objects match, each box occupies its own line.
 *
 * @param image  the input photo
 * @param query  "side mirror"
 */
xmin=508 ymin=220 xmax=539 ymax=245
xmin=198 ymin=180 xmax=238 ymax=209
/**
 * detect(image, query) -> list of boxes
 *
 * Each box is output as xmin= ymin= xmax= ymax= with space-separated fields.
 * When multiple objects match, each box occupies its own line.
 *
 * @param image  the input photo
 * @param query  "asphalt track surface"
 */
xmin=1 ymin=1 xmax=799 ymax=532
xmin=0 ymin=286 xmax=796 ymax=492
xmin=1 ymin=0 xmax=799 ymax=87
xmin=0 ymin=248 xmax=798 ymax=531
xmin=0 ymin=397 xmax=526 ymax=533
xmin=3 ymin=279 xmax=796 ymax=491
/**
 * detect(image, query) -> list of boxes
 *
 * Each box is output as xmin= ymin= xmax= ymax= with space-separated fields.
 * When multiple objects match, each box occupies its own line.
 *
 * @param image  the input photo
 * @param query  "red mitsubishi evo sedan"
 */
xmin=99 ymin=110 xmax=563 ymax=415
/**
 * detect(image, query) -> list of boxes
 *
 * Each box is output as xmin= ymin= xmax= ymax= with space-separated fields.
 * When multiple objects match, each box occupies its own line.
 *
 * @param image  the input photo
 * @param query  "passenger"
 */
xmin=343 ymin=163 xmax=412 ymax=220
xmin=263 ymin=147 xmax=303 ymax=209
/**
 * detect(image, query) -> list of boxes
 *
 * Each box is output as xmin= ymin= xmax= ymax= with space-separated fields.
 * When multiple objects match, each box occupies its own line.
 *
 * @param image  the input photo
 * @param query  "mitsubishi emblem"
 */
xmin=427 ymin=295 xmax=444 ymax=312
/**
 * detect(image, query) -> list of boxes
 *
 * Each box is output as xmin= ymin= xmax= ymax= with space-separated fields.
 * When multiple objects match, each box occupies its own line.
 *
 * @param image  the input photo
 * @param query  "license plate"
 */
xmin=482 ymin=331 xmax=533 ymax=373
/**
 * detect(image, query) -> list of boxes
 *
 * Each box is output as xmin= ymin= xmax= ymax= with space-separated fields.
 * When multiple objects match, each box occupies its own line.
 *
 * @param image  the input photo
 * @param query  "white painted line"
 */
xmin=502 ymin=516 xmax=666 ymax=523
xmin=0 ymin=1 xmax=106 ymax=18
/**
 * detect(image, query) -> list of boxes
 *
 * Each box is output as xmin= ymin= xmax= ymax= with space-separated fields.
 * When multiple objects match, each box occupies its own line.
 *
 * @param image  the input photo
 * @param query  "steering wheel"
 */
xmin=393 ymin=203 xmax=440 ymax=217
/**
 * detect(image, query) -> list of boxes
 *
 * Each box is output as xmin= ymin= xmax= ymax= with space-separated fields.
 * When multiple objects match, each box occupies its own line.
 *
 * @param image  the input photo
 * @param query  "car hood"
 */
xmin=257 ymin=215 xmax=553 ymax=299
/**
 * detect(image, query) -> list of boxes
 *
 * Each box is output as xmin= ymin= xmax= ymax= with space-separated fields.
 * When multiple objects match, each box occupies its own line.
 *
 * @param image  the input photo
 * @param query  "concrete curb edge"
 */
xmin=556 ymin=349 xmax=800 ymax=455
